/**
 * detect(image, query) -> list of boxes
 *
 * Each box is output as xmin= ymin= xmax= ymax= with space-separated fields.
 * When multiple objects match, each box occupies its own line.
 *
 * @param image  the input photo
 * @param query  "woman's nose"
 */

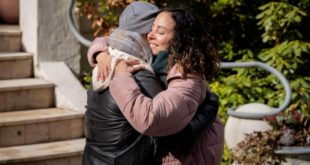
xmin=147 ymin=31 xmax=155 ymax=40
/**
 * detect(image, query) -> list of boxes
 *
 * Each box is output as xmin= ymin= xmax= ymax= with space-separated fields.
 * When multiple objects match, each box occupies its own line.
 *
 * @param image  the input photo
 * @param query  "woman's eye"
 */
xmin=158 ymin=30 xmax=165 ymax=35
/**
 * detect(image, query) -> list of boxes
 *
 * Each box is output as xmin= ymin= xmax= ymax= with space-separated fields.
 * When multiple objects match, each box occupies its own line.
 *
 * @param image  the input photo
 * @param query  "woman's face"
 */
xmin=147 ymin=12 xmax=176 ymax=55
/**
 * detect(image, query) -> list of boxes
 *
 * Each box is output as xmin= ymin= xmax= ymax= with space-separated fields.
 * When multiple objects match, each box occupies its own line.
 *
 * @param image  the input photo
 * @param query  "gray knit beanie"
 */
xmin=119 ymin=1 xmax=159 ymax=34
xmin=109 ymin=29 xmax=153 ymax=64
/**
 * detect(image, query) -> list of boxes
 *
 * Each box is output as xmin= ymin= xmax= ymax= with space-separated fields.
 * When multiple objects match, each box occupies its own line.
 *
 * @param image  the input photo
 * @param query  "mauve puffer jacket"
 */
xmin=109 ymin=65 xmax=224 ymax=165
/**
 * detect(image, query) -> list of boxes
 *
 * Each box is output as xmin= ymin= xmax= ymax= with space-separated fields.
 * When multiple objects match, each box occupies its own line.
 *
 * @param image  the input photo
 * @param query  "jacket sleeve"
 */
xmin=156 ymin=92 xmax=219 ymax=156
xmin=184 ymin=92 xmax=219 ymax=138
xmin=87 ymin=36 xmax=109 ymax=67
xmin=109 ymin=72 xmax=206 ymax=137
xmin=134 ymin=70 xmax=166 ymax=98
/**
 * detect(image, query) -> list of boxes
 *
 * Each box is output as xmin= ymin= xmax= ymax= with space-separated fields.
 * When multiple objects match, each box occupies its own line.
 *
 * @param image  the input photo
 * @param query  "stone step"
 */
xmin=0 ymin=108 xmax=84 ymax=147
xmin=0 ymin=25 xmax=21 ymax=52
xmin=0 ymin=78 xmax=55 ymax=112
xmin=0 ymin=138 xmax=85 ymax=165
xmin=0 ymin=52 xmax=33 ymax=80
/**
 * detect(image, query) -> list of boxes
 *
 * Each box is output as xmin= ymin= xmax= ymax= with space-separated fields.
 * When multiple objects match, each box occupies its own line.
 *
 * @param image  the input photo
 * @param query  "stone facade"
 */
xmin=20 ymin=0 xmax=81 ymax=75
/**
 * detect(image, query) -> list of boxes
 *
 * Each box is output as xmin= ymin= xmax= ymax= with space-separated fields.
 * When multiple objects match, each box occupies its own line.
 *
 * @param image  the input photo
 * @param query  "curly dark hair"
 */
xmin=163 ymin=9 xmax=220 ymax=80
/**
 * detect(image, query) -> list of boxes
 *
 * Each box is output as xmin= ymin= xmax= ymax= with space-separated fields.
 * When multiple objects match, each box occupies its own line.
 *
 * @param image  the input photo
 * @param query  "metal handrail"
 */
xmin=67 ymin=0 xmax=92 ymax=47
xmin=221 ymin=62 xmax=291 ymax=120
xmin=67 ymin=0 xmax=292 ymax=120
xmin=274 ymin=146 xmax=310 ymax=155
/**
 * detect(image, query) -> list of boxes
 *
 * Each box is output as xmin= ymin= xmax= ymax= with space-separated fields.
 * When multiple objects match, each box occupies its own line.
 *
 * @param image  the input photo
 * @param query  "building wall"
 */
xmin=20 ymin=0 xmax=81 ymax=75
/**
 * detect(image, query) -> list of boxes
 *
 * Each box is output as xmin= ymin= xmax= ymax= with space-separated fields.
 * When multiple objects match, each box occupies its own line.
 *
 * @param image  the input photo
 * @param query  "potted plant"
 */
xmin=232 ymin=107 xmax=310 ymax=164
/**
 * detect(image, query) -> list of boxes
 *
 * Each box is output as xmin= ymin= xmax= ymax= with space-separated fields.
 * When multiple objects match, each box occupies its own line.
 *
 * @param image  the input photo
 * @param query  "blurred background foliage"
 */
xmin=76 ymin=0 xmax=310 ymax=164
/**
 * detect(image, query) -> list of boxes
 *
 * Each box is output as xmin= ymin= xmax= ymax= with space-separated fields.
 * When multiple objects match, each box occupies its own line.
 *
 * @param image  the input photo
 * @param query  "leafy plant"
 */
xmin=210 ymin=0 xmax=310 ymax=123
xmin=256 ymin=2 xmax=307 ymax=44
xmin=232 ymin=108 xmax=310 ymax=164
xmin=76 ymin=0 xmax=154 ymax=36
xmin=79 ymin=71 xmax=92 ymax=89
xmin=76 ymin=0 xmax=128 ymax=36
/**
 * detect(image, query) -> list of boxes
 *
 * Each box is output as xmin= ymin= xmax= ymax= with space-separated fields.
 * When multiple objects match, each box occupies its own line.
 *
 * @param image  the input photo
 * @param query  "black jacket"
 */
xmin=83 ymin=69 xmax=164 ymax=165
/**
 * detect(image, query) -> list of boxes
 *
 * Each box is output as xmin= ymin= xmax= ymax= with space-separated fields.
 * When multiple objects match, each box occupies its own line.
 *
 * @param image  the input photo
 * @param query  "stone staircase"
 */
xmin=0 ymin=25 xmax=85 ymax=165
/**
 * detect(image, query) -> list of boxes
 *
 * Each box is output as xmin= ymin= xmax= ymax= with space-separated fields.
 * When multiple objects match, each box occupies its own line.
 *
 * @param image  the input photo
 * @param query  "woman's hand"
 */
xmin=96 ymin=51 xmax=111 ymax=81
xmin=114 ymin=59 xmax=145 ymax=76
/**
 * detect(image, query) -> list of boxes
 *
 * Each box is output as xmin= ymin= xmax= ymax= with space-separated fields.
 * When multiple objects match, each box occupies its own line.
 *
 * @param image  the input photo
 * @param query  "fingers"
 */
xmin=103 ymin=65 xmax=109 ymax=80
xmin=95 ymin=54 xmax=145 ymax=78
xmin=128 ymin=64 xmax=145 ymax=73
xmin=96 ymin=64 xmax=103 ymax=81
xmin=126 ymin=59 xmax=141 ymax=66
xmin=96 ymin=51 xmax=112 ymax=81
xmin=123 ymin=60 xmax=144 ymax=73
xmin=96 ymin=64 xmax=108 ymax=82
xmin=114 ymin=60 xmax=128 ymax=75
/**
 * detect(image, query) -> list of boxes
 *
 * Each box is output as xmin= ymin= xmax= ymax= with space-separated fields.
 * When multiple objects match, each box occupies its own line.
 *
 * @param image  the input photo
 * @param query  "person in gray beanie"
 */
xmin=91 ymin=28 xmax=154 ymax=92
xmin=90 ymin=1 xmax=159 ymax=92
xmin=83 ymin=2 xmax=164 ymax=165
xmin=87 ymin=1 xmax=159 ymax=68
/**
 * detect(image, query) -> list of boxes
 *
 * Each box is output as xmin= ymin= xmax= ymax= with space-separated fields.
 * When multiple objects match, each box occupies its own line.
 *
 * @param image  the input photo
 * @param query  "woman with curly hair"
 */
xmin=110 ymin=9 xmax=224 ymax=165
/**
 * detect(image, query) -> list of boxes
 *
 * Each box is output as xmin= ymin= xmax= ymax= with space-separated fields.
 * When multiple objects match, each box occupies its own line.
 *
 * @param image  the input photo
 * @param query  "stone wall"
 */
xmin=20 ymin=0 xmax=81 ymax=75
